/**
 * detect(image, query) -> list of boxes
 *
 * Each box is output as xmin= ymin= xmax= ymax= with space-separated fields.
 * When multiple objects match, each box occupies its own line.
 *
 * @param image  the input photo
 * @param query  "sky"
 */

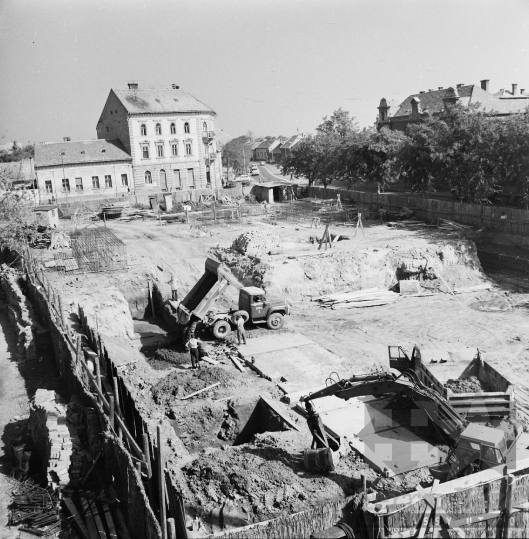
xmin=1 ymin=0 xmax=529 ymax=145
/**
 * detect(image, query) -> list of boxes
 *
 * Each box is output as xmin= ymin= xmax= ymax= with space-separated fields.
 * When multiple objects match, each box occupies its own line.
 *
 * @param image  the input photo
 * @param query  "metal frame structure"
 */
xmin=71 ymin=227 xmax=127 ymax=273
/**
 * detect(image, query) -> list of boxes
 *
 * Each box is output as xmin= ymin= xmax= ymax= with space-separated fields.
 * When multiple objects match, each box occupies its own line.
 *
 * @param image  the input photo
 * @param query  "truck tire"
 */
xmin=516 ymin=197 xmax=526 ymax=208
xmin=499 ymin=195 xmax=508 ymax=206
xmin=266 ymin=312 xmax=284 ymax=330
xmin=212 ymin=320 xmax=231 ymax=339
xmin=231 ymin=310 xmax=249 ymax=325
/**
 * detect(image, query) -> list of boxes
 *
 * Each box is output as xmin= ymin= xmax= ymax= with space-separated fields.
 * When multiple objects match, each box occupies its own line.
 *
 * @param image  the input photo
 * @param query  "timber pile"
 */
xmin=49 ymin=230 xmax=71 ymax=250
xmin=438 ymin=219 xmax=472 ymax=231
xmin=313 ymin=288 xmax=400 ymax=309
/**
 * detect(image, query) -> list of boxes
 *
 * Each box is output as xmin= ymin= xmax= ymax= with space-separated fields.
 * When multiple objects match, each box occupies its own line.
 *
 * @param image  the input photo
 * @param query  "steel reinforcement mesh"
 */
xmin=71 ymin=227 xmax=127 ymax=273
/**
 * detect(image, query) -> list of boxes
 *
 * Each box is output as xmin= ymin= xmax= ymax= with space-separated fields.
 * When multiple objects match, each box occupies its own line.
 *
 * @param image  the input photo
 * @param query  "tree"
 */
xmin=316 ymin=108 xmax=358 ymax=137
xmin=221 ymin=135 xmax=253 ymax=176
xmin=0 ymin=142 xmax=34 ymax=163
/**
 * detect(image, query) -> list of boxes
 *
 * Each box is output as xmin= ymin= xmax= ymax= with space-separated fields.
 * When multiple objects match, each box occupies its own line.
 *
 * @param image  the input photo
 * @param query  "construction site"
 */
xmin=4 ymin=187 xmax=529 ymax=539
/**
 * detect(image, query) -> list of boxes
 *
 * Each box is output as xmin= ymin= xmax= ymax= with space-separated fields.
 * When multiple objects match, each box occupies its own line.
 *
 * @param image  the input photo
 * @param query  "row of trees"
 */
xmin=281 ymin=105 xmax=529 ymax=203
xmin=0 ymin=141 xmax=34 ymax=163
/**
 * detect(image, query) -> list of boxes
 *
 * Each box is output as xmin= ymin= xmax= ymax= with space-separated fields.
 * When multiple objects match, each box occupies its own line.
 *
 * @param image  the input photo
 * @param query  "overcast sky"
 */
xmin=1 ymin=0 xmax=528 ymax=145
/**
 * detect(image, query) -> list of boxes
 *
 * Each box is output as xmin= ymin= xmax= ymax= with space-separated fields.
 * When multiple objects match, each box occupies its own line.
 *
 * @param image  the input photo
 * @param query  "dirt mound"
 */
xmin=446 ymin=376 xmax=489 ymax=393
xmin=232 ymin=230 xmax=283 ymax=257
xmin=152 ymin=366 xmax=234 ymax=406
xmin=469 ymin=293 xmax=512 ymax=312
xmin=182 ymin=444 xmax=364 ymax=529
xmin=148 ymin=348 xmax=190 ymax=370
xmin=213 ymin=239 xmax=486 ymax=300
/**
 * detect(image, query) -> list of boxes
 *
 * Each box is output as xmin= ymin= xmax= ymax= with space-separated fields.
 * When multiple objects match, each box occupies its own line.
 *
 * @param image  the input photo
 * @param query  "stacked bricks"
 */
xmin=0 ymin=267 xmax=41 ymax=364
xmin=29 ymin=390 xmax=90 ymax=488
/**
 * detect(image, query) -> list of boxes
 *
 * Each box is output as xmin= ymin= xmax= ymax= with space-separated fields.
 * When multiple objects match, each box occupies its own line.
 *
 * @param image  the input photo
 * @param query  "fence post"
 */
xmin=157 ymin=426 xmax=167 ymax=539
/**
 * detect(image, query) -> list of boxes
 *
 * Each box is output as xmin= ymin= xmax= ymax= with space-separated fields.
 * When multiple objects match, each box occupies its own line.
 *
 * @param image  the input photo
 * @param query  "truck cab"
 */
xmin=238 ymin=286 xmax=290 ymax=329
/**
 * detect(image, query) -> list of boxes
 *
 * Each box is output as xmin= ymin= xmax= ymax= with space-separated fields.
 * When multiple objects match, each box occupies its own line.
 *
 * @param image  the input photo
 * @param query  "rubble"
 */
xmin=446 ymin=376 xmax=490 ymax=394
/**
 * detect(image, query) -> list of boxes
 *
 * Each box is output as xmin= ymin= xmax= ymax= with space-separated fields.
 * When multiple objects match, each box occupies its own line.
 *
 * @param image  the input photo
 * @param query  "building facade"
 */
xmin=35 ymin=139 xmax=133 ymax=203
xmin=280 ymin=134 xmax=304 ymax=162
xmin=96 ymin=84 xmax=221 ymax=192
xmin=378 ymin=80 xmax=529 ymax=132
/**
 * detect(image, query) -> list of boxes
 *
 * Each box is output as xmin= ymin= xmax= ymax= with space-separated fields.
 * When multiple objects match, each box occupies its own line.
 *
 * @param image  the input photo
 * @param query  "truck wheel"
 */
xmin=266 ymin=313 xmax=284 ymax=330
xmin=499 ymin=195 xmax=508 ymax=206
xmin=212 ymin=320 xmax=231 ymax=340
xmin=516 ymin=197 xmax=526 ymax=208
xmin=231 ymin=310 xmax=249 ymax=325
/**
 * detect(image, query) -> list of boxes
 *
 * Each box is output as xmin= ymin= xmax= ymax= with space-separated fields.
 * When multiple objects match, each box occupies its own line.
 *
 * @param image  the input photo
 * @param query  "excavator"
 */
xmin=300 ymin=370 xmax=520 ymax=482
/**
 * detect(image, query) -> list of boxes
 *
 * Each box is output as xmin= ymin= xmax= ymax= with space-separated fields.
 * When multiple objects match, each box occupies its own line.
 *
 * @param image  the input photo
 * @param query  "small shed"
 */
xmin=33 ymin=205 xmax=59 ymax=228
xmin=252 ymin=182 xmax=297 ymax=204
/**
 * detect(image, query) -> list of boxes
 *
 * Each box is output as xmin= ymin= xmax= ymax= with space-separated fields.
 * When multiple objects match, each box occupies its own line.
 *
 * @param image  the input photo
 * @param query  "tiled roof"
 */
xmin=256 ymin=139 xmax=277 ymax=150
xmin=112 ymin=87 xmax=215 ymax=115
xmin=281 ymin=135 xmax=301 ymax=149
xmin=392 ymin=85 xmax=529 ymax=118
xmin=35 ymin=139 xmax=131 ymax=168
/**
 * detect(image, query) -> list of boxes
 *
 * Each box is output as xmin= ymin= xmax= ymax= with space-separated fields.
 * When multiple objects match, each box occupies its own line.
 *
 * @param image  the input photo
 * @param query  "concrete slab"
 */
xmin=239 ymin=333 xmax=314 ymax=356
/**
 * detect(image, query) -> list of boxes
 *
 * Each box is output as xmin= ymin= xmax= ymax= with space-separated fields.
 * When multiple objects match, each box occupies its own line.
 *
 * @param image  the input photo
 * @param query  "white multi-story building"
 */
xmin=96 ymin=83 xmax=221 ymax=192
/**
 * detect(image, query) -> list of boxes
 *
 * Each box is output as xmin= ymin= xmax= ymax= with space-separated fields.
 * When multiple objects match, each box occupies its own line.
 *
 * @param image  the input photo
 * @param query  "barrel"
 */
xmin=304 ymin=448 xmax=335 ymax=473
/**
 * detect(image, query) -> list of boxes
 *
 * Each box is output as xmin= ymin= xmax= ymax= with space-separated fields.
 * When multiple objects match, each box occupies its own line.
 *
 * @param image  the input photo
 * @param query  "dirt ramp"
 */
xmin=214 ymin=238 xmax=485 ymax=300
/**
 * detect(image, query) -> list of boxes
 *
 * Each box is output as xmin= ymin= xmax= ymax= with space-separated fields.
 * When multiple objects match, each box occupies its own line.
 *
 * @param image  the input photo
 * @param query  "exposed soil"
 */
xmin=446 ymin=376 xmax=490 ymax=393
xmin=147 ymin=348 xmax=190 ymax=370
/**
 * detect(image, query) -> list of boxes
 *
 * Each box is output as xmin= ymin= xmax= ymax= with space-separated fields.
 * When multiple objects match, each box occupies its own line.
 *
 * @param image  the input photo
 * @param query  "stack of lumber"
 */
xmin=438 ymin=219 xmax=472 ymax=231
xmin=49 ymin=230 xmax=71 ymax=250
xmin=313 ymin=288 xmax=400 ymax=309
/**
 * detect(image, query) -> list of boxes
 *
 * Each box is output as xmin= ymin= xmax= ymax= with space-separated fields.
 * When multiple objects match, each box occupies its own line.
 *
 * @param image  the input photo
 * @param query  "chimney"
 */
xmin=63 ymin=137 xmax=70 ymax=142
xmin=172 ymin=84 xmax=180 ymax=89
xmin=443 ymin=87 xmax=460 ymax=111
xmin=127 ymin=82 xmax=138 ymax=90
xmin=480 ymin=79 xmax=490 ymax=92
xmin=522 ymin=89 xmax=526 ymax=95
xmin=410 ymin=97 xmax=421 ymax=118
xmin=456 ymin=83 xmax=464 ymax=88
xmin=420 ymin=91 xmax=425 ymax=94
xmin=438 ymin=87 xmax=444 ymax=90
xmin=512 ymin=83 xmax=518 ymax=96
xmin=428 ymin=89 xmax=434 ymax=92
xmin=378 ymin=98 xmax=390 ymax=122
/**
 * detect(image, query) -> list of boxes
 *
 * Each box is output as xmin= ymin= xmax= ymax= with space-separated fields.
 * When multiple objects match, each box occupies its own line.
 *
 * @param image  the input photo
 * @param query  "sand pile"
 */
xmin=232 ymin=230 xmax=283 ymax=258
xmin=152 ymin=366 xmax=234 ymax=405
xmin=214 ymin=239 xmax=487 ymax=300
xmin=446 ymin=376 xmax=489 ymax=393
xmin=182 ymin=442 xmax=367 ymax=530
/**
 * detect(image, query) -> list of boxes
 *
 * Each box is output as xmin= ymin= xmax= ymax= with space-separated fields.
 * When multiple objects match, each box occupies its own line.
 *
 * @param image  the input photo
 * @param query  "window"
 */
xmin=142 ymin=144 xmax=149 ymax=159
xmin=140 ymin=124 xmax=147 ymax=136
xmin=155 ymin=123 xmax=162 ymax=135
xmin=105 ymin=175 xmax=112 ymax=188
xmin=185 ymin=141 xmax=192 ymax=156
xmin=203 ymin=121 xmax=207 ymax=132
xmin=121 ymin=174 xmax=128 ymax=186
xmin=62 ymin=178 xmax=70 ymax=192
xmin=184 ymin=122 xmax=190 ymax=134
xmin=145 ymin=171 xmax=152 ymax=184
xmin=75 ymin=177 xmax=83 ymax=191
xmin=170 ymin=123 xmax=176 ymax=134
xmin=171 ymin=142 xmax=178 ymax=157
xmin=188 ymin=168 xmax=195 ymax=187
xmin=156 ymin=143 xmax=164 ymax=158
xmin=173 ymin=170 xmax=181 ymax=189
xmin=92 ymin=176 xmax=100 ymax=189
xmin=44 ymin=180 xmax=53 ymax=193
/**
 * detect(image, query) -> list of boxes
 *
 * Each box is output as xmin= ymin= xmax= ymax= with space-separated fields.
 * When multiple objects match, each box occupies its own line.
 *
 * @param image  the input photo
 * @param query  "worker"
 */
xmin=236 ymin=315 xmax=246 ymax=345
xmin=188 ymin=335 xmax=200 ymax=369
xmin=168 ymin=273 xmax=179 ymax=301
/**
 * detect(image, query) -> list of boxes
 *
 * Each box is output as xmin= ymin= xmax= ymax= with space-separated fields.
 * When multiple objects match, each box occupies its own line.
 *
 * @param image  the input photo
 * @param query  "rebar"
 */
xmin=70 ymin=227 xmax=127 ymax=273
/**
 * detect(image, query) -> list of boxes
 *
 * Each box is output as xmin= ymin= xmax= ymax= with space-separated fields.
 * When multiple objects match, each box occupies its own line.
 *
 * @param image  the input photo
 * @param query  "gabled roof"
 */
xmin=281 ymin=135 xmax=302 ymax=149
xmin=392 ymin=85 xmax=529 ymax=118
xmin=35 ymin=139 xmax=131 ymax=168
xmin=111 ymin=87 xmax=215 ymax=115
xmin=256 ymin=139 xmax=277 ymax=150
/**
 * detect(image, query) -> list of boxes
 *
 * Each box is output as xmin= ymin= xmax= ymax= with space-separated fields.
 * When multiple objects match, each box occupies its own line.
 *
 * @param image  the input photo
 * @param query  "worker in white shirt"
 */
xmin=188 ymin=335 xmax=200 ymax=369
xmin=168 ymin=274 xmax=179 ymax=301
xmin=236 ymin=316 xmax=246 ymax=345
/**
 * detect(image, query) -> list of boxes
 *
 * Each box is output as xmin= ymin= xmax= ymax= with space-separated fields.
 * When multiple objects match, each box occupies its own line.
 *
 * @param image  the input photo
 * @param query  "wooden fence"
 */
xmin=308 ymin=186 xmax=529 ymax=238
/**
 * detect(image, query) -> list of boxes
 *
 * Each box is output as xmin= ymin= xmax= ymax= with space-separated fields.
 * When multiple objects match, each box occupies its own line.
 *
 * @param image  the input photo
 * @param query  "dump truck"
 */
xmin=300 ymin=370 xmax=521 ymax=483
xmin=176 ymin=257 xmax=290 ymax=339
xmin=388 ymin=345 xmax=514 ymax=419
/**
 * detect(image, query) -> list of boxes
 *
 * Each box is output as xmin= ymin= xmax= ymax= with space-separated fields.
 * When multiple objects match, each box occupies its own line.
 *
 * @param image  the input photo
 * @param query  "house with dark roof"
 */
xmin=377 ymin=80 xmax=529 ymax=132
xmin=255 ymin=138 xmax=285 ymax=162
xmin=96 ymin=83 xmax=221 ymax=193
xmin=34 ymin=139 xmax=133 ymax=203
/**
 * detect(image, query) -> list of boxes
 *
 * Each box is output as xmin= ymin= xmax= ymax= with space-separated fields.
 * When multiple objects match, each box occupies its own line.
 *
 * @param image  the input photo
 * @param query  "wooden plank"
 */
xmin=201 ymin=356 xmax=218 ymax=365
xmin=89 ymin=499 xmax=107 ymax=539
xmin=63 ymin=497 xmax=90 ymax=539
xmin=450 ymin=510 xmax=502 ymax=528
xmin=259 ymin=395 xmax=299 ymax=431
xmin=102 ymin=501 xmax=119 ymax=539
xmin=417 ymin=506 xmax=432 ymax=539
xmin=230 ymin=355 xmax=245 ymax=372
xmin=438 ymin=509 xmax=466 ymax=538
xmin=80 ymin=497 xmax=102 ymax=539
xmin=180 ymin=382 xmax=220 ymax=400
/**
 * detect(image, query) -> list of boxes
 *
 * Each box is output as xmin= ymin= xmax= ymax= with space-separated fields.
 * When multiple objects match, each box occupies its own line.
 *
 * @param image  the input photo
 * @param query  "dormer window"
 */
xmin=170 ymin=123 xmax=176 ymax=134
xmin=81 ymin=151 xmax=85 ymax=154
xmin=156 ymin=123 xmax=162 ymax=135
xmin=140 ymin=124 xmax=147 ymax=136
xmin=184 ymin=122 xmax=190 ymax=134
xmin=60 ymin=152 xmax=65 ymax=156
xmin=102 ymin=149 xmax=106 ymax=153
